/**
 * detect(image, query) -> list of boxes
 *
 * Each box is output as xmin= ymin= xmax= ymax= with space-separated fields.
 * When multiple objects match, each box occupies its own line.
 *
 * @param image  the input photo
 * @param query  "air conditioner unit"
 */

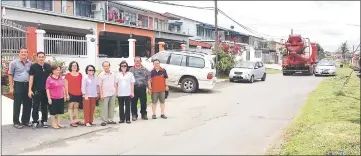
xmin=91 ymin=3 xmax=101 ymax=12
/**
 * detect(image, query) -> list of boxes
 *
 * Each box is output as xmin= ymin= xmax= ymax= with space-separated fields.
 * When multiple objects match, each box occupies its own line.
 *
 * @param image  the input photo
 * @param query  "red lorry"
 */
xmin=282 ymin=34 xmax=317 ymax=76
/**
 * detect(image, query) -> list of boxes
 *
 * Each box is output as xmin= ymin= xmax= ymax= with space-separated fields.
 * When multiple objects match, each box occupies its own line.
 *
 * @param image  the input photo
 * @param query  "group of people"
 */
xmin=8 ymin=48 xmax=169 ymax=129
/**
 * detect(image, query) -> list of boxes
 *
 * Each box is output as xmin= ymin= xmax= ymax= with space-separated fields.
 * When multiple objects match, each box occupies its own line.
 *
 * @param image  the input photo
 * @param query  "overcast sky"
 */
xmin=123 ymin=1 xmax=360 ymax=52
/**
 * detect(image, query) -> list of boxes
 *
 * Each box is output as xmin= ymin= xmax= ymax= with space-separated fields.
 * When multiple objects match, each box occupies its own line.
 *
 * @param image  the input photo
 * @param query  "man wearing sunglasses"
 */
xmin=28 ymin=52 xmax=52 ymax=129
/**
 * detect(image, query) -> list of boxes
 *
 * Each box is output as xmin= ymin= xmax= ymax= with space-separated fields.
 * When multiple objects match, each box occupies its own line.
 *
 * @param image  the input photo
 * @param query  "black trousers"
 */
xmin=32 ymin=90 xmax=49 ymax=123
xmin=118 ymin=96 xmax=131 ymax=121
xmin=13 ymin=81 xmax=32 ymax=124
xmin=131 ymin=86 xmax=147 ymax=117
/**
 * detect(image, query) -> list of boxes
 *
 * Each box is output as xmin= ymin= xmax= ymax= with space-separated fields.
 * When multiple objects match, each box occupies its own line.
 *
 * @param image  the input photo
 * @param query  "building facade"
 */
xmin=2 ymin=0 xmax=191 ymax=70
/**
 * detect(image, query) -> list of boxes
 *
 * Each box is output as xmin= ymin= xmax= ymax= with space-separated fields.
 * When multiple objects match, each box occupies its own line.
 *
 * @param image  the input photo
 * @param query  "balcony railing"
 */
xmin=2 ymin=0 xmax=187 ymax=35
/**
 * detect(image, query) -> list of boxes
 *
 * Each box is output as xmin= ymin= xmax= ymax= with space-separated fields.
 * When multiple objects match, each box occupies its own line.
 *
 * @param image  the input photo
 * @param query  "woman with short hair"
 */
xmin=65 ymin=61 xmax=83 ymax=127
xmin=46 ymin=64 xmax=66 ymax=129
xmin=81 ymin=65 xmax=99 ymax=127
xmin=115 ymin=61 xmax=135 ymax=124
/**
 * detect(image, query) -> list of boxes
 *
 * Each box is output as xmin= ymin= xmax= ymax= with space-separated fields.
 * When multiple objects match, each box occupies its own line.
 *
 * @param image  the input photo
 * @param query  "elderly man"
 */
xmin=129 ymin=56 xmax=151 ymax=121
xmin=8 ymin=48 xmax=33 ymax=129
xmin=98 ymin=61 xmax=117 ymax=126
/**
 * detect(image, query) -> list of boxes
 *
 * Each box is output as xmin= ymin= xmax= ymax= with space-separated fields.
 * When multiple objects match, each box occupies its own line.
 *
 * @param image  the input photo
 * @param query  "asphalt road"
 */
xmin=7 ymin=74 xmax=324 ymax=155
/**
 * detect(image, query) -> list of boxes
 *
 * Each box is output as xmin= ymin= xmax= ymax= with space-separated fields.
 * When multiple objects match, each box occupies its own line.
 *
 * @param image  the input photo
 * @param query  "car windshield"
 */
xmin=318 ymin=61 xmax=335 ymax=66
xmin=234 ymin=61 xmax=255 ymax=69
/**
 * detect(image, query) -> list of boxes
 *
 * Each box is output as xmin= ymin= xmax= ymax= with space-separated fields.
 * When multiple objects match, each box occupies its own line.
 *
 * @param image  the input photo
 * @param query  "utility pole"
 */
xmin=214 ymin=0 xmax=219 ymax=76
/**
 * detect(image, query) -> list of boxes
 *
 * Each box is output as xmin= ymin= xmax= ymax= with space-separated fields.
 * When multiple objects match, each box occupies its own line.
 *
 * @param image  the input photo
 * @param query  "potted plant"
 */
xmin=1 ymin=60 xmax=13 ymax=99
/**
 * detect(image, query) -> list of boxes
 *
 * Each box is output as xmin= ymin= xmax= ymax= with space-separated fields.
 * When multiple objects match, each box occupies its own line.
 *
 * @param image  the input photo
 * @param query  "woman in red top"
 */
xmin=64 ymin=61 xmax=83 ymax=127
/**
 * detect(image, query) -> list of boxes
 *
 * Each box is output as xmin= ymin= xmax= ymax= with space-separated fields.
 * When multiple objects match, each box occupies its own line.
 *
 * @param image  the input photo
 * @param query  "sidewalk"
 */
xmin=1 ymin=80 xmax=227 ymax=155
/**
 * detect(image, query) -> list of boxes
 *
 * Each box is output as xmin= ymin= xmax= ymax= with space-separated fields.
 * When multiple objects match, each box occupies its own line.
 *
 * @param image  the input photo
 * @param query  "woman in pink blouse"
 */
xmin=46 ymin=64 xmax=66 ymax=129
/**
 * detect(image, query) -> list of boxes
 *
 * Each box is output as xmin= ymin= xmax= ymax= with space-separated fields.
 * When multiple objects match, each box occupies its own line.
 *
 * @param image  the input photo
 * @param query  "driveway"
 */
xmin=6 ymin=74 xmax=324 ymax=155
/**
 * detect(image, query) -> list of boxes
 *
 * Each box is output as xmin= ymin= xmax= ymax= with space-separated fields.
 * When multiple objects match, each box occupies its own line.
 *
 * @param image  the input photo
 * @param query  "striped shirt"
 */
xmin=129 ymin=65 xmax=150 ymax=87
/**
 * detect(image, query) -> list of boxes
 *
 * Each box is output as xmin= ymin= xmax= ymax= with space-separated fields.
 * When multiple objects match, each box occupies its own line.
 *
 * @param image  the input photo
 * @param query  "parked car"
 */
xmin=229 ymin=61 xmax=266 ymax=83
xmin=143 ymin=50 xmax=217 ymax=93
xmin=314 ymin=60 xmax=337 ymax=76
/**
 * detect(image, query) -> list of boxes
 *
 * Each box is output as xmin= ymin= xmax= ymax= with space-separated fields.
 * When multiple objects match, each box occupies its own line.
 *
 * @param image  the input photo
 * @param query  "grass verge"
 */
xmin=266 ymin=68 xmax=282 ymax=74
xmin=61 ymin=94 xmax=152 ymax=119
xmin=216 ymin=74 xmax=229 ymax=80
xmin=270 ymin=68 xmax=360 ymax=155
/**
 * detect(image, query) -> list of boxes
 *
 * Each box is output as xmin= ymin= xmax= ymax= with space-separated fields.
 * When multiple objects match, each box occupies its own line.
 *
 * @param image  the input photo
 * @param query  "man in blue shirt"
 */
xmin=8 ymin=48 xmax=33 ymax=129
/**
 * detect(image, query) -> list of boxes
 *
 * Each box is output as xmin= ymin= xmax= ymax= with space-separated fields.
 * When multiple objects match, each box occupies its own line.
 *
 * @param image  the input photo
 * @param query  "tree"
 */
xmin=316 ymin=43 xmax=325 ymax=60
xmin=339 ymin=41 xmax=350 ymax=61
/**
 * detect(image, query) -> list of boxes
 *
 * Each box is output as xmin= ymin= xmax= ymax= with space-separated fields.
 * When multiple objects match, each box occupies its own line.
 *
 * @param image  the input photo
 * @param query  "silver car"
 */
xmin=229 ymin=61 xmax=266 ymax=83
xmin=314 ymin=60 xmax=337 ymax=76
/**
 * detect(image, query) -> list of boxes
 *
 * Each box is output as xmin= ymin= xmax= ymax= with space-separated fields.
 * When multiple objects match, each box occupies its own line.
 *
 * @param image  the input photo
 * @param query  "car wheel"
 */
xmin=249 ymin=75 xmax=254 ymax=83
xmin=261 ymin=73 xmax=266 ymax=81
xmin=181 ymin=77 xmax=198 ymax=93
xmin=229 ymin=78 xmax=234 ymax=82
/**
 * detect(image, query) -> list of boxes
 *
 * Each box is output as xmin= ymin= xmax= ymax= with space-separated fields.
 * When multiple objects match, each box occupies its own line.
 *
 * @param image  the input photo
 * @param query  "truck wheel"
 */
xmin=261 ymin=73 xmax=266 ymax=81
xmin=181 ymin=77 xmax=198 ymax=93
xmin=229 ymin=78 xmax=234 ymax=82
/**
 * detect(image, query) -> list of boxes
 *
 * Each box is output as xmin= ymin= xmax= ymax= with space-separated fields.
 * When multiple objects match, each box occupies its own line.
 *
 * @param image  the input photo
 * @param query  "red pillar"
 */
xmin=151 ymin=37 xmax=155 ymax=56
xmin=26 ymin=27 xmax=37 ymax=61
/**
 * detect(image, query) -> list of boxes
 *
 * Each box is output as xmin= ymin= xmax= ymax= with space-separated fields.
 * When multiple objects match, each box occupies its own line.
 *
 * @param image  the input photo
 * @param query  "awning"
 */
xmin=189 ymin=39 xmax=212 ymax=49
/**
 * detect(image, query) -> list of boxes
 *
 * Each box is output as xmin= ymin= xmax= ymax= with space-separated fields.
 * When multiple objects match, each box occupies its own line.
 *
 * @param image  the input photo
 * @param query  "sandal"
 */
xmin=108 ymin=121 xmax=116 ymax=124
xmin=52 ymin=125 xmax=60 ymax=129
xmin=76 ymin=121 xmax=84 ymax=125
xmin=70 ymin=122 xmax=78 ymax=127
xmin=57 ymin=124 xmax=65 ymax=128
xmin=85 ymin=123 xmax=92 ymax=127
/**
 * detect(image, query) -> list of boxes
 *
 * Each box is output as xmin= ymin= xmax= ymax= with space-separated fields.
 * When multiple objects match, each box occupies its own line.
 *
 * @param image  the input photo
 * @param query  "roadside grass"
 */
xmin=216 ymin=74 xmax=229 ymax=80
xmin=271 ymin=68 xmax=360 ymax=155
xmin=266 ymin=68 xmax=282 ymax=74
xmin=60 ymin=94 xmax=152 ymax=119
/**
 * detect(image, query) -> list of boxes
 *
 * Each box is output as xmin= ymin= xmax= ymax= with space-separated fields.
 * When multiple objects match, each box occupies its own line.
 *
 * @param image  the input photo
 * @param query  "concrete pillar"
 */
xmin=181 ymin=44 xmax=186 ymax=51
xmin=128 ymin=39 xmax=136 ymax=58
xmin=26 ymin=27 xmax=37 ymax=60
xmin=35 ymin=29 xmax=45 ymax=53
xmin=86 ymin=34 xmax=97 ymax=69
xmin=159 ymin=42 xmax=165 ymax=52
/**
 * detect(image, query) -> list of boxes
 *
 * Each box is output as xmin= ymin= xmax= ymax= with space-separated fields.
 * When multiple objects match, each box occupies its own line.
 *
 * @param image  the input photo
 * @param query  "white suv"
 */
xmin=143 ymin=50 xmax=217 ymax=93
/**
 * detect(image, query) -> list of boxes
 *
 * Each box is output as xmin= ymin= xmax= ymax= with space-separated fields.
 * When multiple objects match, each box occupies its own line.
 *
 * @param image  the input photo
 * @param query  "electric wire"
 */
xmin=144 ymin=0 xmax=288 ymax=39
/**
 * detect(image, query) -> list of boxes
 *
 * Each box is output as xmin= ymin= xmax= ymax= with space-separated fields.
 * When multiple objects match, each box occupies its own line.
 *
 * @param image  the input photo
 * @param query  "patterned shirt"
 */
xmin=129 ymin=65 xmax=150 ymax=87
xmin=81 ymin=75 xmax=99 ymax=98
xmin=98 ymin=71 xmax=116 ymax=97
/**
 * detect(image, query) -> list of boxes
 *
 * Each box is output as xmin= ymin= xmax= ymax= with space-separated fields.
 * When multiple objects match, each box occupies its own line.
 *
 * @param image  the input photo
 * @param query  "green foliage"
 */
xmin=50 ymin=57 xmax=67 ymax=74
xmin=213 ymin=48 xmax=236 ymax=76
xmin=316 ymin=43 xmax=326 ymax=60
xmin=339 ymin=41 xmax=352 ymax=61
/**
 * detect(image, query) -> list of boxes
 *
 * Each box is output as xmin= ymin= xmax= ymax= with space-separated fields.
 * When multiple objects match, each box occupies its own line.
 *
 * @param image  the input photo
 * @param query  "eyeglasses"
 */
xmin=121 ymin=65 xmax=127 ymax=67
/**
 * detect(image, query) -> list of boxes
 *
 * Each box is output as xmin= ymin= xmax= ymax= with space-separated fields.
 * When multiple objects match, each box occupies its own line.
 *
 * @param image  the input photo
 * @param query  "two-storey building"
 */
xmin=2 ymin=0 xmax=191 ymax=70
xmin=163 ymin=12 xmax=252 ymax=51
